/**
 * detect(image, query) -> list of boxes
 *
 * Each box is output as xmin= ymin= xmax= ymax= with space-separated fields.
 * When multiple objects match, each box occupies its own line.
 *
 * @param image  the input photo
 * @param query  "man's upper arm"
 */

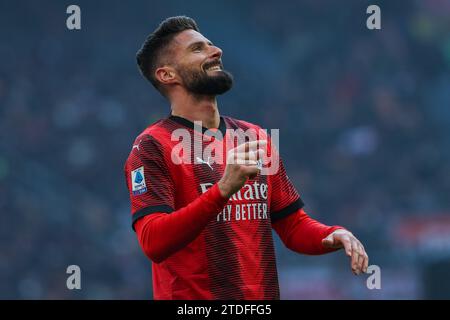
xmin=268 ymin=143 xmax=304 ymax=224
xmin=124 ymin=135 xmax=175 ymax=230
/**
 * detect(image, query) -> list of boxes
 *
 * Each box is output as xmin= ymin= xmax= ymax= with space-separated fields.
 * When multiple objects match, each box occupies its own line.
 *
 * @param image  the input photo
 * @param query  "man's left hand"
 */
xmin=322 ymin=229 xmax=369 ymax=275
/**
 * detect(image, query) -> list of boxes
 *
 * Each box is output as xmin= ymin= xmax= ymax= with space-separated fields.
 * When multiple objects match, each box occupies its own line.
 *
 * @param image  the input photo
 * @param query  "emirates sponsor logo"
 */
xmin=200 ymin=182 xmax=268 ymax=201
xmin=200 ymin=182 xmax=269 ymax=222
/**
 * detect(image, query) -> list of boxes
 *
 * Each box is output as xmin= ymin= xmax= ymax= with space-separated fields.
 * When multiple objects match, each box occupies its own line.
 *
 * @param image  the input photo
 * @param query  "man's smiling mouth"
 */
xmin=203 ymin=61 xmax=222 ymax=72
xmin=206 ymin=65 xmax=221 ymax=71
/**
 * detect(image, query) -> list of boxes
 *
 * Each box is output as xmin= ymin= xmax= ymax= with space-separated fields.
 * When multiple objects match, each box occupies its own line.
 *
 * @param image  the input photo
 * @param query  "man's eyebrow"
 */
xmin=187 ymin=40 xmax=213 ymax=50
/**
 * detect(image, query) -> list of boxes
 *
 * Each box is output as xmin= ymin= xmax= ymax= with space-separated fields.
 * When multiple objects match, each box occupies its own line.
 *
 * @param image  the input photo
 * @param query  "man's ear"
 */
xmin=155 ymin=66 xmax=178 ymax=85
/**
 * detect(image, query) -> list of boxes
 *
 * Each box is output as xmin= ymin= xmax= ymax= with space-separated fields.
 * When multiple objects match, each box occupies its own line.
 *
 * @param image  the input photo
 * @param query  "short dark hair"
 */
xmin=136 ymin=16 xmax=199 ymax=95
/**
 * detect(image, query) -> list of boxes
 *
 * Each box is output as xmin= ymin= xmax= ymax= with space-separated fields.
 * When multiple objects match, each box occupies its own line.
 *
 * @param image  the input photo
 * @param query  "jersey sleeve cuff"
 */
xmin=132 ymin=205 xmax=174 ymax=231
xmin=204 ymin=183 xmax=230 ymax=212
xmin=270 ymin=198 xmax=305 ymax=223
xmin=327 ymin=225 xmax=347 ymax=234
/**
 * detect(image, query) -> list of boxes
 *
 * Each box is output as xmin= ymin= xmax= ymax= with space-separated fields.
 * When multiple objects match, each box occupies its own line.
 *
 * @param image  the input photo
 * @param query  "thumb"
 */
xmin=322 ymin=234 xmax=335 ymax=248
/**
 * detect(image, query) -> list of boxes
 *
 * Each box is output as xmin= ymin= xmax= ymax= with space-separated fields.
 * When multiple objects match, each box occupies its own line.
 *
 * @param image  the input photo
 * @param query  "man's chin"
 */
xmin=203 ymin=81 xmax=233 ymax=95
xmin=191 ymin=86 xmax=232 ymax=96
xmin=191 ymin=75 xmax=233 ymax=96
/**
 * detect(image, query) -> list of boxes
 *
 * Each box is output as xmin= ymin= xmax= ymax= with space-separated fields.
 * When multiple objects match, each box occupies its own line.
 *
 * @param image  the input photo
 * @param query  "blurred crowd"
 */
xmin=1 ymin=0 xmax=450 ymax=299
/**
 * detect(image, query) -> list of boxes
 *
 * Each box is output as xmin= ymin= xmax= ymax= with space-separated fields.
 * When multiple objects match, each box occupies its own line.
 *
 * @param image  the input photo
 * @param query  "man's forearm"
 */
xmin=134 ymin=183 xmax=228 ymax=263
xmin=272 ymin=208 xmax=345 ymax=255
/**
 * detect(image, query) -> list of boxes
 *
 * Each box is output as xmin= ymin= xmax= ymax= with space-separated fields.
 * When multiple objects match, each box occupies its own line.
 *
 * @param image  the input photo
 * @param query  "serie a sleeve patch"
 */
xmin=131 ymin=166 xmax=147 ymax=195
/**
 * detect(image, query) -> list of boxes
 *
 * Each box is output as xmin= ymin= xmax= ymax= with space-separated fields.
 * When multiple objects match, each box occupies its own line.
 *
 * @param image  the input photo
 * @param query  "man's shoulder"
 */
xmin=125 ymin=118 xmax=174 ymax=163
xmin=132 ymin=117 xmax=174 ymax=146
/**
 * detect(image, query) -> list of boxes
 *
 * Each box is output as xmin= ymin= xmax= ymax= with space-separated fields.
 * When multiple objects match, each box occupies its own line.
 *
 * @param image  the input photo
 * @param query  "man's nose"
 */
xmin=209 ymin=45 xmax=222 ymax=59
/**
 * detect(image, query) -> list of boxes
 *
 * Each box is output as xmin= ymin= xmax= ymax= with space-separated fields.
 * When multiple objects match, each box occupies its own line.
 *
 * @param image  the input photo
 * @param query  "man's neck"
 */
xmin=170 ymin=93 xmax=220 ymax=129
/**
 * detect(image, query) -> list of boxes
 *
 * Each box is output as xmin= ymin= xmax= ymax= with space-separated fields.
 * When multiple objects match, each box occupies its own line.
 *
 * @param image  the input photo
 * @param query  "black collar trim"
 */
xmin=169 ymin=115 xmax=227 ymax=139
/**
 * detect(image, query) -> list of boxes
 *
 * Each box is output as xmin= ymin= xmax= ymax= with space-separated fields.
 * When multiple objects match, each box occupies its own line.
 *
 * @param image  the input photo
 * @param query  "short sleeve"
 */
xmin=268 ymin=144 xmax=304 ymax=224
xmin=124 ymin=135 xmax=175 ymax=230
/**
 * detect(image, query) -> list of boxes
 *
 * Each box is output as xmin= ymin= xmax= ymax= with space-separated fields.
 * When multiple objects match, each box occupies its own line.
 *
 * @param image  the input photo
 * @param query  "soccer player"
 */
xmin=124 ymin=16 xmax=369 ymax=300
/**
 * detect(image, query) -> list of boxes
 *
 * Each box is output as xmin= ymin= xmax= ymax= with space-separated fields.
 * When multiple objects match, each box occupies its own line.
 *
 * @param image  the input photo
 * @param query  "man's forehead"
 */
xmin=172 ymin=29 xmax=210 ymax=48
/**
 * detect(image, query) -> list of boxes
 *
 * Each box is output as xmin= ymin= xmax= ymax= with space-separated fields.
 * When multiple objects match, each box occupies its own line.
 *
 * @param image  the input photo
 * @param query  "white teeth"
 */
xmin=207 ymin=65 xmax=221 ymax=71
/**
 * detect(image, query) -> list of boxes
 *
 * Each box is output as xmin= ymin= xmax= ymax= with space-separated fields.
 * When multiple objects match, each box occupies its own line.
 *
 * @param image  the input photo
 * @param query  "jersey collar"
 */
xmin=169 ymin=114 xmax=227 ymax=140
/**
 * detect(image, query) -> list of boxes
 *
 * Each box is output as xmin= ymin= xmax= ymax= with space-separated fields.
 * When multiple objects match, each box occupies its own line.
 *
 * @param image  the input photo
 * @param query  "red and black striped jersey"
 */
xmin=124 ymin=115 xmax=304 ymax=299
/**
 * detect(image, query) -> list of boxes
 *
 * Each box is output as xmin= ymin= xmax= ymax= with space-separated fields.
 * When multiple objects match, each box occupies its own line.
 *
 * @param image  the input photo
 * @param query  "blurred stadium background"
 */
xmin=1 ymin=0 xmax=450 ymax=299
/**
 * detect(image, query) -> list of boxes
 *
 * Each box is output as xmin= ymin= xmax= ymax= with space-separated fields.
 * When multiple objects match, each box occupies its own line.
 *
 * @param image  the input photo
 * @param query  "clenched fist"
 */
xmin=218 ymin=140 xmax=266 ymax=199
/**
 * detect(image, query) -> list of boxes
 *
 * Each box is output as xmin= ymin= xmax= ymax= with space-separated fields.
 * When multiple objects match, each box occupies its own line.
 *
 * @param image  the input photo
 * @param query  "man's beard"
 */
xmin=177 ymin=64 xmax=233 ymax=96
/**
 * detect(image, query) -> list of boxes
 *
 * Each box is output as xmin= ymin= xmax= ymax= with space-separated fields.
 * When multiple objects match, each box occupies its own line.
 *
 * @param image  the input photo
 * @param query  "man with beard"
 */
xmin=124 ymin=16 xmax=369 ymax=300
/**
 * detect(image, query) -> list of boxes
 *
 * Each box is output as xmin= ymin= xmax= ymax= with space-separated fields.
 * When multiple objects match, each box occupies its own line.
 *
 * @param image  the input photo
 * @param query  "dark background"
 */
xmin=1 ymin=0 xmax=450 ymax=299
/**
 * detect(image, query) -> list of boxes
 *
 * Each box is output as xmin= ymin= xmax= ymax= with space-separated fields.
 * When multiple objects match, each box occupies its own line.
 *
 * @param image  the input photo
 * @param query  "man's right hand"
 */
xmin=218 ymin=140 xmax=267 ymax=199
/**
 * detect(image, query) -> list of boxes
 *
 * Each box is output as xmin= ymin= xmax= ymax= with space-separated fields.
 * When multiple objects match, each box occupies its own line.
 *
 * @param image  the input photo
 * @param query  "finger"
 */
xmin=229 ymin=149 xmax=266 ymax=164
xmin=340 ymin=237 xmax=352 ymax=256
xmin=355 ymin=241 xmax=367 ymax=273
xmin=227 ymin=150 xmax=245 ymax=164
xmin=234 ymin=151 xmax=258 ymax=162
xmin=242 ymin=165 xmax=260 ymax=178
xmin=350 ymin=240 xmax=360 ymax=275
xmin=256 ymin=148 xmax=265 ymax=160
xmin=357 ymin=245 xmax=365 ymax=275
xmin=236 ymin=159 xmax=258 ymax=167
xmin=321 ymin=235 xmax=335 ymax=248
xmin=234 ymin=140 xmax=267 ymax=153
xmin=360 ymin=253 xmax=368 ymax=274
xmin=362 ymin=250 xmax=369 ymax=273
xmin=237 ymin=159 xmax=260 ymax=168
xmin=234 ymin=156 xmax=259 ymax=166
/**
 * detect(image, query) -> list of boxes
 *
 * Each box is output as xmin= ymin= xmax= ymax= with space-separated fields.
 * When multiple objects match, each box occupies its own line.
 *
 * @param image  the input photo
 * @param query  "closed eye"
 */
xmin=188 ymin=41 xmax=214 ymax=52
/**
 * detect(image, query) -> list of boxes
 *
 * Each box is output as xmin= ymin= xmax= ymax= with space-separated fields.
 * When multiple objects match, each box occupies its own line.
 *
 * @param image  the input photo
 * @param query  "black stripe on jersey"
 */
xmin=168 ymin=115 xmax=227 ymax=139
xmin=270 ymin=198 xmax=305 ymax=223
xmin=132 ymin=205 xmax=174 ymax=231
